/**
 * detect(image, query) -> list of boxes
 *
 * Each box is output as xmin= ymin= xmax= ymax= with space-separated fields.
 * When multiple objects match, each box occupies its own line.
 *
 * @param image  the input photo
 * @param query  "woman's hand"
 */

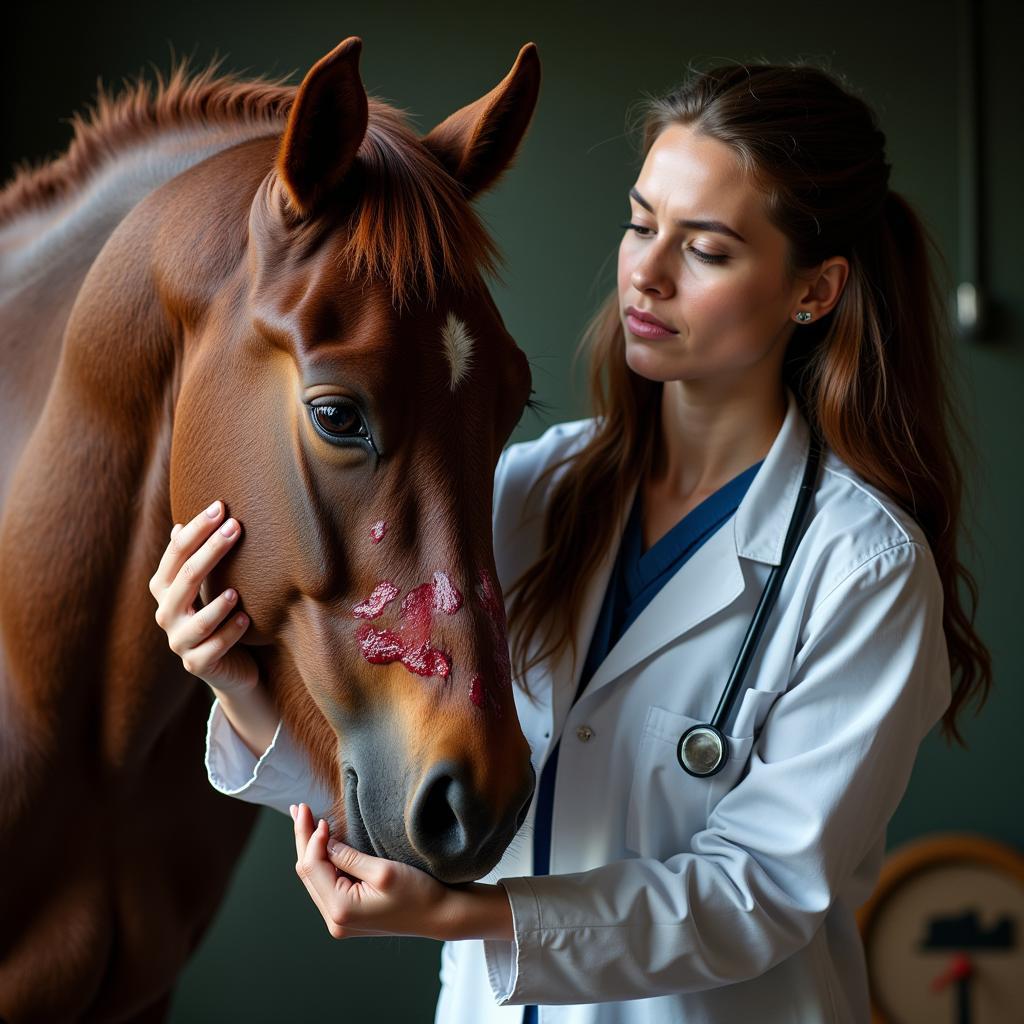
xmin=291 ymin=804 xmax=516 ymax=942
xmin=149 ymin=499 xmax=258 ymax=696
xmin=291 ymin=803 xmax=456 ymax=941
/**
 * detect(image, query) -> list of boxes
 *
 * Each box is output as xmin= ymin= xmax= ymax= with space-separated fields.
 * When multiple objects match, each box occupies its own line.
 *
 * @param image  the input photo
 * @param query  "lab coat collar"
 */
xmin=567 ymin=387 xmax=811 ymax=708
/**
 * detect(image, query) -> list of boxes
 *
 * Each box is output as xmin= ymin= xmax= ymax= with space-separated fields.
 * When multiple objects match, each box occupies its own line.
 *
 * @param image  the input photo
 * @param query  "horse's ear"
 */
xmin=276 ymin=37 xmax=369 ymax=218
xmin=422 ymin=43 xmax=541 ymax=199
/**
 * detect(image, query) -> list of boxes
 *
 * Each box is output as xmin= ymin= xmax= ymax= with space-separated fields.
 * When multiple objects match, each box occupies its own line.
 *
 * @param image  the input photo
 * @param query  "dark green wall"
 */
xmin=5 ymin=1 xmax=1021 ymax=1020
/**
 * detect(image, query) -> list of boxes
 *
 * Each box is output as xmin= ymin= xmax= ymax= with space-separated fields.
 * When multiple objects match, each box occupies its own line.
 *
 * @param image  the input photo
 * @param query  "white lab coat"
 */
xmin=205 ymin=386 xmax=952 ymax=1023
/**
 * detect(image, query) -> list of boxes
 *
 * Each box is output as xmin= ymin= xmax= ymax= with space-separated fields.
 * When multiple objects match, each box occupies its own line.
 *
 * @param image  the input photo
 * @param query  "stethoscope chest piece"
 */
xmin=677 ymin=723 xmax=728 ymax=778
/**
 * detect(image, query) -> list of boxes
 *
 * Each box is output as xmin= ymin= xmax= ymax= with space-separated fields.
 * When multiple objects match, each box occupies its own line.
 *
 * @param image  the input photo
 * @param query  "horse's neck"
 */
xmin=0 ymin=122 xmax=279 ymax=287
xmin=0 ymin=122 xmax=280 ymax=509
xmin=0 ymin=124 xmax=279 ymax=778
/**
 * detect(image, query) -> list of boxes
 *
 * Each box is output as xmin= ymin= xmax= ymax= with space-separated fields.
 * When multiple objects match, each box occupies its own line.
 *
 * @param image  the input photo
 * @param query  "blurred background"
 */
xmin=3 ymin=0 xmax=1021 ymax=1019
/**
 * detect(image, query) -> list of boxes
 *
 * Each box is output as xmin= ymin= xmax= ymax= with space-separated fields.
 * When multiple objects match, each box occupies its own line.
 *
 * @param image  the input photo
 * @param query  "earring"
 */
xmin=795 ymin=311 xmax=813 ymax=323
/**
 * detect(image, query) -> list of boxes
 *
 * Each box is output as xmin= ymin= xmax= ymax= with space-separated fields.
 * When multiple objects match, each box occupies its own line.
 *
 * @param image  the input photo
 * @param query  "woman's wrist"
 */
xmin=210 ymin=683 xmax=280 ymax=759
xmin=436 ymin=881 xmax=515 ymax=942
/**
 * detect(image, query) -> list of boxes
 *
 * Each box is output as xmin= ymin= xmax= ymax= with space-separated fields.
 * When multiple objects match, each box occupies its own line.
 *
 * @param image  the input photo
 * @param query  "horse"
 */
xmin=0 ymin=37 xmax=540 ymax=1022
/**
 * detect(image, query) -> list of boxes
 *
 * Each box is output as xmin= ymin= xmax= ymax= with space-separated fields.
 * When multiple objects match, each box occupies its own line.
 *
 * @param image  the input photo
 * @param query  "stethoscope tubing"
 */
xmin=677 ymin=429 xmax=825 ymax=777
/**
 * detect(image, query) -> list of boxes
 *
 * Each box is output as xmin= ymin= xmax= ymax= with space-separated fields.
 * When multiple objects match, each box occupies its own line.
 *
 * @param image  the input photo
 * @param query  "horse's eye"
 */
xmin=310 ymin=402 xmax=368 ymax=441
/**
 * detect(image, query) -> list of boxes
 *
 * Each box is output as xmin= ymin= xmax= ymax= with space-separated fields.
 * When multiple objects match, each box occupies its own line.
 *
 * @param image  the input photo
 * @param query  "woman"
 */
xmin=150 ymin=62 xmax=990 ymax=1022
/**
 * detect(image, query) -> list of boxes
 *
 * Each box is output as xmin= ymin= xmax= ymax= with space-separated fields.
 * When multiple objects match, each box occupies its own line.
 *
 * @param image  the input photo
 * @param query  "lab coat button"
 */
xmin=576 ymin=725 xmax=594 ymax=742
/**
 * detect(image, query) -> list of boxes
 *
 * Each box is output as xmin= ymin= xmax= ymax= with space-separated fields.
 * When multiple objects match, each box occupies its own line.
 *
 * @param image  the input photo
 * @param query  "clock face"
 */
xmin=859 ymin=836 xmax=1024 ymax=1024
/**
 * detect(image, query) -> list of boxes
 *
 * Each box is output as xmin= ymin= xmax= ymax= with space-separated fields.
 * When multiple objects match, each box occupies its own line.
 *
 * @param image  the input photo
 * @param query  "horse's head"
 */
xmin=170 ymin=39 xmax=540 ymax=882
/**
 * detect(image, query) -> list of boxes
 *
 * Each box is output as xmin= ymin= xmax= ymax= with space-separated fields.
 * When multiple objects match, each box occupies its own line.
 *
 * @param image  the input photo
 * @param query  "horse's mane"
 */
xmin=0 ymin=56 xmax=294 ymax=228
xmin=0 ymin=55 xmax=500 ymax=306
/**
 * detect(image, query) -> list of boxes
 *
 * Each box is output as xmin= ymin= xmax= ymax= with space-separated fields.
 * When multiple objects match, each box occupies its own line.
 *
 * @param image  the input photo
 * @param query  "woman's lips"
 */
xmin=625 ymin=309 xmax=678 ymax=339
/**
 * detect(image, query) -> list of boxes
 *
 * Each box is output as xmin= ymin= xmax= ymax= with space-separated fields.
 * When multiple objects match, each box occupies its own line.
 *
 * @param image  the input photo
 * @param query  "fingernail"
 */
xmin=220 ymin=518 xmax=237 ymax=537
xmin=206 ymin=501 xmax=220 ymax=518
xmin=289 ymin=804 xmax=296 ymax=819
xmin=171 ymin=523 xmax=182 ymax=538
xmin=327 ymin=839 xmax=340 ymax=855
xmin=224 ymin=589 xmax=236 ymax=603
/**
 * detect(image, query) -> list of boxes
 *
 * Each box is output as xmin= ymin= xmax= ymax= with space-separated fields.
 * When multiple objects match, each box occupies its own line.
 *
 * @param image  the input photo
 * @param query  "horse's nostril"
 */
xmin=409 ymin=759 xmax=536 ymax=875
xmin=410 ymin=762 xmax=471 ymax=861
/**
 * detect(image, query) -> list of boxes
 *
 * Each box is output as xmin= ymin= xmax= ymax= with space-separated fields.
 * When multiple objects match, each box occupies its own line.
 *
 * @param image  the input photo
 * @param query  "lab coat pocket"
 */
xmin=624 ymin=700 xmax=762 ymax=859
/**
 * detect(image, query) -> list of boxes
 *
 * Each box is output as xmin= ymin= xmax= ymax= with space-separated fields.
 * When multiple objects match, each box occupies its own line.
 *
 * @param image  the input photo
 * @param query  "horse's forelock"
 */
xmin=337 ymin=101 xmax=501 ymax=309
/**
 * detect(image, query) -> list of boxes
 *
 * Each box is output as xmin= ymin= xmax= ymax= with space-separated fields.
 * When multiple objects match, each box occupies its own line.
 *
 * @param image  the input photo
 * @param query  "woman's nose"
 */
xmin=630 ymin=251 xmax=675 ymax=298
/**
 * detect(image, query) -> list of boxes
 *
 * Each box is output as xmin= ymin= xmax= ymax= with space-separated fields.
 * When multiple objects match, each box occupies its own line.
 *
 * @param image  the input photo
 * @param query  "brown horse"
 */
xmin=0 ymin=37 xmax=539 ymax=1022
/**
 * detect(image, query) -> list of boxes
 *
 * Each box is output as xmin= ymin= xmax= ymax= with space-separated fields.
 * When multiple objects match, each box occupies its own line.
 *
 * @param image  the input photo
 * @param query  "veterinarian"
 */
xmin=150 ymin=61 xmax=988 ymax=1023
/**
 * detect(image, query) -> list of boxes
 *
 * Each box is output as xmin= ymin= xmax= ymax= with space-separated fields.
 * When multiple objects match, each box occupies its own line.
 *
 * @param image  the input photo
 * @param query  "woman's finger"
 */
xmin=292 ymin=802 xmax=314 ymax=861
xmin=291 ymin=804 xmax=328 ymax=920
xmin=150 ymin=500 xmax=225 ymax=595
xmin=292 ymin=805 xmax=340 ymax=918
xmin=291 ymin=803 xmax=359 ymax=889
xmin=325 ymin=838 xmax=392 ymax=889
xmin=161 ymin=513 xmax=243 ymax=619
xmin=304 ymin=817 xmax=344 ymax=894
xmin=166 ymin=587 xmax=241 ymax=654
xmin=171 ymin=603 xmax=251 ymax=678
xmin=287 ymin=804 xmax=416 ymax=939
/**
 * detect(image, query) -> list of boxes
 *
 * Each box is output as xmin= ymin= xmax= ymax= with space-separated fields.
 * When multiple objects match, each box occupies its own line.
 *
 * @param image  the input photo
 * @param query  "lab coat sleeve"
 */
xmin=483 ymin=539 xmax=952 ymax=1004
xmin=204 ymin=697 xmax=334 ymax=821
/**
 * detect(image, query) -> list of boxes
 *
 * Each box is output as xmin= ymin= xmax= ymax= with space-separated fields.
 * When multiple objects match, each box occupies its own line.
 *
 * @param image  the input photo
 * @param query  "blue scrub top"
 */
xmin=522 ymin=457 xmax=763 ymax=1024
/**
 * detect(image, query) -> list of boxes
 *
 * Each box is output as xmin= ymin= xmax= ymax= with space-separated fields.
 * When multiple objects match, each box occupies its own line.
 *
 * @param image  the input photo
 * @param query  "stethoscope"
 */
xmin=676 ymin=429 xmax=824 ymax=778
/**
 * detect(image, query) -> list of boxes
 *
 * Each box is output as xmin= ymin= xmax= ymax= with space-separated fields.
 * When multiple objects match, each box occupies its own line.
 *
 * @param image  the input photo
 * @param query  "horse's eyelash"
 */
xmin=521 ymin=390 xmax=551 ymax=418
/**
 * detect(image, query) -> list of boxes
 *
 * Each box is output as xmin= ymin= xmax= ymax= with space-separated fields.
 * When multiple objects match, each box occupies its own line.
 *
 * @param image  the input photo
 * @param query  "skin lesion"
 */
xmin=351 ymin=571 xmax=466 ymax=681
xmin=353 ymin=581 xmax=399 ymax=618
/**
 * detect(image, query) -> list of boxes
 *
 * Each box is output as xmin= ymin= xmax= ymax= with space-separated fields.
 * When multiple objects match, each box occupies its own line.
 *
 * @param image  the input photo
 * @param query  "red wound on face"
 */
xmin=353 ymin=581 xmax=400 ymax=619
xmin=468 ymin=571 xmax=511 ymax=714
xmin=476 ymin=570 xmax=505 ymax=627
xmin=469 ymin=674 xmax=485 ymax=708
xmin=402 ymin=642 xmax=452 ymax=679
xmin=476 ymin=571 xmax=510 ymax=670
xmin=355 ymin=625 xmax=451 ymax=679
xmin=354 ymin=572 xmax=463 ymax=680
xmin=399 ymin=583 xmax=435 ymax=648
xmin=356 ymin=624 xmax=404 ymax=662
xmin=370 ymin=520 xmax=387 ymax=543
xmin=431 ymin=571 xmax=463 ymax=614
xmin=468 ymin=672 xmax=502 ymax=716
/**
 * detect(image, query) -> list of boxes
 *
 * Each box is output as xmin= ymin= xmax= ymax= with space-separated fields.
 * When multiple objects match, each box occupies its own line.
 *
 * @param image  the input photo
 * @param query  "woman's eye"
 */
xmin=310 ymin=402 xmax=369 ymax=441
xmin=688 ymin=247 xmax=729 ymax=265
xmin=621 ymin=222 xmax=728 ymax=266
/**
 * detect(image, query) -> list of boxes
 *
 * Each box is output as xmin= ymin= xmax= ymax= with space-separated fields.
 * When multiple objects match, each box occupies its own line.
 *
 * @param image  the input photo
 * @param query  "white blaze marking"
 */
xmin=441 ymin=312 xmax=474 ymax=390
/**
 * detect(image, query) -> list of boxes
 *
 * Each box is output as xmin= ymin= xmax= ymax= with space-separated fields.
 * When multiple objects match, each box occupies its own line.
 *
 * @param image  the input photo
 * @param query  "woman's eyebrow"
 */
xmin=629 ymin=187 xmax=747 ymax=244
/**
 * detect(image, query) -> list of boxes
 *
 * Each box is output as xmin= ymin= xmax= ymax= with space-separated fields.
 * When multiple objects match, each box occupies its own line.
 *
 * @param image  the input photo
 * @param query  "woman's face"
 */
xmin=617 ymin=122 xmax=809 ymax=391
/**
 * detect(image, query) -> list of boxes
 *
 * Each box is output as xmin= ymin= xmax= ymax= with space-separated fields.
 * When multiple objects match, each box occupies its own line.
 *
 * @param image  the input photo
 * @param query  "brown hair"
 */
xmin=506 ymin=61 xmax=990 ymax=747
